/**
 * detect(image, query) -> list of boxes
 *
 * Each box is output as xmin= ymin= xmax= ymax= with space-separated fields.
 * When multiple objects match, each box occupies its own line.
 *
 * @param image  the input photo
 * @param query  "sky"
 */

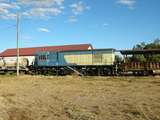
xmin=0 ymin=0 xmax=160 ymax=51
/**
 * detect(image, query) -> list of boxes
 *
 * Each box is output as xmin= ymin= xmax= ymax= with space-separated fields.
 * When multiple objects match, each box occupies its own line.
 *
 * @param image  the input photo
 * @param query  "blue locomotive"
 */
xmin=32 ymin=49 xmax=116 ymax=75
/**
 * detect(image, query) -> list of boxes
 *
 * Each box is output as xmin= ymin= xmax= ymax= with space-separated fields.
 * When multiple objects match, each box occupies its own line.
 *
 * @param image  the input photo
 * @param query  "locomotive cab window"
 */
xmin=39 ymin=55 xmax=47 ymax=61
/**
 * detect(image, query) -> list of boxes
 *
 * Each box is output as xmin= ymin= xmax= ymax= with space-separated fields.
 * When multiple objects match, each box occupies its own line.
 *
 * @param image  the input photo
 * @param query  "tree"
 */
xmin=132 ymin=39 xmax=160 ymax=62
xmin=144 ymin=38 xmax=160 ymax=49
xmin=132 ymin=42 xmax=146 ymax=62
xmin=133 ymin=42 xmax=146 ymax=50
xmin=132 ymin=54 xmax=146 ymax=62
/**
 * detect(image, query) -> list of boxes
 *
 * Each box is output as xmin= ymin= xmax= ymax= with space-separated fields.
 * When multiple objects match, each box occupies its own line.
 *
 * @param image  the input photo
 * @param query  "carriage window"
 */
xmin=39 ymin=55 xmax=47 ymax=61
xmin=39 ymin=56 xmax=41 ymax=60
xmin=42 ymin=55 xmax=45 ymax=60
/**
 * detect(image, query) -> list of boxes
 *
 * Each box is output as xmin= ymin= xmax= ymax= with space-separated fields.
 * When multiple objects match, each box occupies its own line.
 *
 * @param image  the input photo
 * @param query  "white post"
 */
xmin=16 ymin=13 xmax=19 ymax=76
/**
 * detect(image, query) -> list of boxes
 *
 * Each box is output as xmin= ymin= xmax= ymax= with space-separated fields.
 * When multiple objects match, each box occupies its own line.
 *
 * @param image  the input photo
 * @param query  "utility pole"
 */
xmin=16 ymin=13 xmax=19 ymax=76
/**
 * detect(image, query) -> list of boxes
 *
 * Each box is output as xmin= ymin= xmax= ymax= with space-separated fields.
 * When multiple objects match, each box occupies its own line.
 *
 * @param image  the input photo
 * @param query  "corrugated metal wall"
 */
xmin=59 ymin=51 xmax=92 ymax=66
xmin=59 ymin=50 xmax=115 ymax=66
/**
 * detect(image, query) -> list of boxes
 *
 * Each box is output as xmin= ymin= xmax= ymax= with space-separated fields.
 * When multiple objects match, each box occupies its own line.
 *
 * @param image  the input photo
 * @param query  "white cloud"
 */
xmin=0 ymin=2 xmax=20 ymax=19
xmin=67 ymin=1 xmax=89 ymax=23
xmin=117 ymin=0 xmax=136 ymax=9
xmin=17 ymin=0 xmax=64 ymax=7
xmin=0 ymin=2 xmax=19 ymax=9
xmin=0 ymin=8 xmax=8 ymax=14
xmin=67 ymin=16 xmax=78 ymax=23
xmin=0 ymin=0 xmax=89 ymax=20
xmin=70 ymin=1 xmax=89 ymax=15
xmin=19 ymin=0 xmax=64 ymax=17
xmin=0 ymin=13 xmax=16 ymax=19
xmin=38 ymin=28 xmax=50 ymax=33
xmin=0 ymin=0 xmax=64 ymax=19
xmin=23 ymin=7 xmax=62 ymax=17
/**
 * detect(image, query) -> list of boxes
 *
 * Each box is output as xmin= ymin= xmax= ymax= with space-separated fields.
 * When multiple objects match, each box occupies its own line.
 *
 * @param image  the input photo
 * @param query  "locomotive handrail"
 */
xmin=66 ymin=66 xmax=84 ymax=76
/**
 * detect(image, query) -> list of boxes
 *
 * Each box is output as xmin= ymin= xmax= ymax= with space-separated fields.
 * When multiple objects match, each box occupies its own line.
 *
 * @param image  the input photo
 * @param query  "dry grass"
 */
xmin=0 ymin=75 xmax=160 ymax=120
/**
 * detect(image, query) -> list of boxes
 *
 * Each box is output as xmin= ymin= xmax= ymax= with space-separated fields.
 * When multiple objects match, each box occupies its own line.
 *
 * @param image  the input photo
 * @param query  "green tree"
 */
xmin=132 ymin=39 xmax=160 ymax=62
xmin=144 ymin=38 xmax=160 ymax=49
xmin=132 ymin=42 xmax=146 ymax=62
xmin=133 ymin=42 xmax=146 ymax=50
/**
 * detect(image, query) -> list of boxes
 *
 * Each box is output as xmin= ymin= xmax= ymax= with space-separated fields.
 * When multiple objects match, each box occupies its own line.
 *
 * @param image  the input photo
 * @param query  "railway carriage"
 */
xmin=0 ymin=57 xmax=29 ymax=70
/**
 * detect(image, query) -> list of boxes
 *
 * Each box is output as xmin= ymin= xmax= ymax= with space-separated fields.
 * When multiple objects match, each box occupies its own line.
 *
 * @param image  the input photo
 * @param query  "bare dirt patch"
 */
xmin=0 ymin=75 xmax=160 ymax=120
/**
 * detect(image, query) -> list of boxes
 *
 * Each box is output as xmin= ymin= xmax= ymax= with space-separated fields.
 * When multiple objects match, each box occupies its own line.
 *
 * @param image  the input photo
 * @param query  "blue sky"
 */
xmin=0 ymin=0 xmax=160 ymax=51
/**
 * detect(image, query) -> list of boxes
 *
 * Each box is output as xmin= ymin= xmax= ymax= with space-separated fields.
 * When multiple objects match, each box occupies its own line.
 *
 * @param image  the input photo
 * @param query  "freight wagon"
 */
xmin=0 ymin=57 xmax=29 ymax=71
xmin=120 ymin=49 xmax=160 ymax=75
xmin=31 ymin=49 xmax=116 ymax=76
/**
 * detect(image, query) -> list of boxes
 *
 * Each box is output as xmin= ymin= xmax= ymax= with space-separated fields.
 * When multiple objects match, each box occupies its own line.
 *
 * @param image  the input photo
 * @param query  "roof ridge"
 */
xmin=0 ymin=43 xmax=93 ymax=57
xmin=5 ymin=43 xmax=92 ymax=50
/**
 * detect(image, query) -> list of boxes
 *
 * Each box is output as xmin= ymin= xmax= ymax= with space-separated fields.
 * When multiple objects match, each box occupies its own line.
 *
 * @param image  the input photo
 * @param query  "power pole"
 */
xmin=16 ymin=13 xmax=19 ymax=76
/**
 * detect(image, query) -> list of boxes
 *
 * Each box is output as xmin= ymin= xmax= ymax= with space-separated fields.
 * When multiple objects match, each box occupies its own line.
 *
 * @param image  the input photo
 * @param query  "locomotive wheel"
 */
xmin=143 ymin=71 xmax=149 ymax=76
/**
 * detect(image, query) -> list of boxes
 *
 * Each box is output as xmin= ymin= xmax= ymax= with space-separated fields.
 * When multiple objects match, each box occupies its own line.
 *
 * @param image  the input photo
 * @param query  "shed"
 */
xmin=0 ymin=44 xmax=93 ymax=57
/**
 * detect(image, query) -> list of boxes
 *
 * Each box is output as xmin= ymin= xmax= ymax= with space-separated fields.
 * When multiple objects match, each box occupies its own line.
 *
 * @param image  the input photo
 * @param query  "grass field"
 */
xmin=0 ymin=75 xmax=160 ymax=120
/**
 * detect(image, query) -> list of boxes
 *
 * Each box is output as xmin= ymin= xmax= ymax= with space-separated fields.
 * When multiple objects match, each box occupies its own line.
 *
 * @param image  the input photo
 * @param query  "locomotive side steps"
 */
xmin=66 ymin=66 xmax=84 ymax=76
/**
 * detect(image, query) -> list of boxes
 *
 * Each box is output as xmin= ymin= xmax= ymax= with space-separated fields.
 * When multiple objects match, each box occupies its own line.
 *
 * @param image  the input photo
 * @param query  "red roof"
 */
xmin=0 ymin=44 xmax=92 ymax=57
